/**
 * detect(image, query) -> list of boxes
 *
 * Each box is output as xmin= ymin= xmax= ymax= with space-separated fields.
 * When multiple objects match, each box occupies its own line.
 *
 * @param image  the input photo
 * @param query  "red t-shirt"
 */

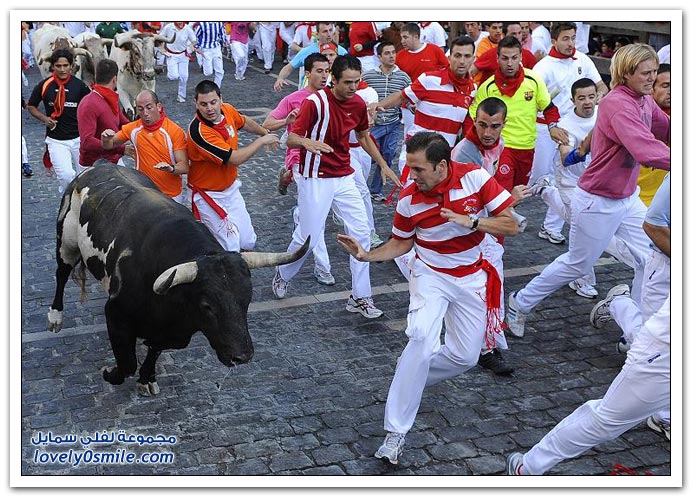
xmin=292 ymin=87 xmax=369 ymax=179
xmin=395 ymin=43 xmax=449 ymax=81
xmin=348 ymin=22 xmax=378 ymax=57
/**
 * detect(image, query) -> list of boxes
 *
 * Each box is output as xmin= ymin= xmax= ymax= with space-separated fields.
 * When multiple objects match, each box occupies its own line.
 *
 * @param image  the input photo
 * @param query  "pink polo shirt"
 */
xmin=269 ymin=88 xmax=313 ymax=168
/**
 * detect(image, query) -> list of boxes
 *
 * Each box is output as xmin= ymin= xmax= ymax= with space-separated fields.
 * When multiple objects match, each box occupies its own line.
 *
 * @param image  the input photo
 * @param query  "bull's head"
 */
xmin=151 ymin=239 xmax=310 ymax=367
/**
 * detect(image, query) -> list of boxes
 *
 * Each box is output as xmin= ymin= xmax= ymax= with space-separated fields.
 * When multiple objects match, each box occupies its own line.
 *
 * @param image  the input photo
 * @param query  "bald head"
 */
xmin=135 ymin=90 xmax=163 ymax=126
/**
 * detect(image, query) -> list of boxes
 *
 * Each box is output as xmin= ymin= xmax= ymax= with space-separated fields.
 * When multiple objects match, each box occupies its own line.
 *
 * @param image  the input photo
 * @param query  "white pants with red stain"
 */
xmin=521 ymin=296 xmax=670 ymax=475
xmin=192 ymin=180 xmax=257 ymax=252
xmin=383 ymin=258 xmax=488 ymax=434
xmin=514 ymin=186 xmax=650 ymax=312
xmin=46 ymin=136 xmax=81 ymax=193
xmin=278 ymin=169 xmax=373 ymax=299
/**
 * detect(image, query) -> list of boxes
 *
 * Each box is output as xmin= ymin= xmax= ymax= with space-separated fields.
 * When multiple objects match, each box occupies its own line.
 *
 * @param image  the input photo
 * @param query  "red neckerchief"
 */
xmin=174 ymin=22 xmax=187 ymax=29
xmin=47 ymin=72 xmax=71 ymax=119
xmin=465 ymin=125 xmax=499 ymax=152
xmin=549 ymin=46 xmax=577 ymax=60
xmin=663 ymin=107 xmax=671 ymax=116
xmin=196 ymin=109 xmax=231 ymax=140
xmin=420 ymin=22 xmax=431 ymax=28
xmin=357 ymin=80 xmax=368 ymax=90
xmin=445 ymin=68 xmax=475 ymax=95
xmin=142 ymin=108 xmax=167 ymax=131
xmin=493 ymin=67 xmax=525 ymax=97
xmin=297 ymin=22 xmax=313 ymax=40
xmin=91 ymin=84 xmax=120 ymax=116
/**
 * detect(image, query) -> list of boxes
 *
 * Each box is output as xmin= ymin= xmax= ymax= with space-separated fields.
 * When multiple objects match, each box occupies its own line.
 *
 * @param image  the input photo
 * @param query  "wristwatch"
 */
xmin=469 ymin=213 xmax=480 ymax=230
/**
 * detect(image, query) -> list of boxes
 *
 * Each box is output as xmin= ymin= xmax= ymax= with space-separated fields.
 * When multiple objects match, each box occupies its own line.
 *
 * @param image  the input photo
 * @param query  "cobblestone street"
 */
xmin=18 ymin=52 xmax=670 ymax=479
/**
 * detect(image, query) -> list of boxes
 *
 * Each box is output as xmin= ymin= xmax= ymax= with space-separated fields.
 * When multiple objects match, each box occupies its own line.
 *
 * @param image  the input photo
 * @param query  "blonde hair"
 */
xmin=609 ymin=43 xmax=659 ymax=89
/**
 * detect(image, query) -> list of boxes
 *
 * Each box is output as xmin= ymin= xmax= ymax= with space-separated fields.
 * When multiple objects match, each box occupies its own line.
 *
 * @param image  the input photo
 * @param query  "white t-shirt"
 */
xmin=555 ymin=107 xmax=597 ymax=187
xmin=531 ymin=24 xmax=551 ymax=57
xmin=420 ymin=22 xmax=447 ymax=49
xmin=533 ymin=51 xmax=602 ymax=116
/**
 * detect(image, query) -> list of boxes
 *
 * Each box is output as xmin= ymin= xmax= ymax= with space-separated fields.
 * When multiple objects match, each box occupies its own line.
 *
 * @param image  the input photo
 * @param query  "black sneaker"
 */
xmin=478 ymin=349 xmax=514 ymax=376
xmin=22 ymin=163 xmax=33 ymax=177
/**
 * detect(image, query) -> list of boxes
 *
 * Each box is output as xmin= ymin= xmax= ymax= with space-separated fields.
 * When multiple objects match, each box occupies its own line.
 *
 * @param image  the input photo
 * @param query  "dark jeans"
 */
xmin=368 ymin=121 xmax=402 ymax=195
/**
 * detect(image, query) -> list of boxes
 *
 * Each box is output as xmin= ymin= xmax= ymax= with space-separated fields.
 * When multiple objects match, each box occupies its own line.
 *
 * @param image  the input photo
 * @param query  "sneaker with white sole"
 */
xmin=370 ymin=192 xmax=387 ymax=202
xmin=314 ymin=267 xmax=335 ymax=286
xmin=538 ymin=224 xmax=566 ymax=244
xmin=272 ymin=269 xmax=289 ymax=299
xmin=370 ymin=232 xmax=385 ymax=248
xmin=569 ymin=279 xmax=598 ymax=299
xmin=506 ymin=452 xmax=525 ymax=475
xmin=589 ymin=284 xmax=630 ymax=329
xmin=346 ymin=295 xmax=383 ymax=319
xmin=530 ymin=174 xmax=555 ymax=196
xmin=506 ymin=291 xmax=527 ymax=338
xmin=374 ymin=432 xmax=405 ymax=464
xmin=646 ymin=415 xmax=671 ymax=441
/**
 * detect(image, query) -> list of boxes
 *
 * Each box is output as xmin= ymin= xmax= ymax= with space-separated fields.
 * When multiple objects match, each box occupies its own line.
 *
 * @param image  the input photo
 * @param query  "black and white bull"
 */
xmin=47 ymin=166 xmax=308 ymax=396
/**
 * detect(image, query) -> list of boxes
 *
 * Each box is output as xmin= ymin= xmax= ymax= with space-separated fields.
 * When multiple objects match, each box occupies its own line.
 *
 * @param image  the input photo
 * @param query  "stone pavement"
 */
xmin=19 ymin=54 xmax=670 ymax=478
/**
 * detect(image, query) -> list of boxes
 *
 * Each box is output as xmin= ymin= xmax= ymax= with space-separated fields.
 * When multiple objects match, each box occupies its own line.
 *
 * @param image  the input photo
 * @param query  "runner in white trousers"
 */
xmin=507 ymin=294 xmax=670 ymax=475
xmin=338 ymin=132 xmax=518 ymax=465
xmin=506 ymin=44 xmax=670 ymax=339
xmin=271 ymin=55 xmax=401 ymax=318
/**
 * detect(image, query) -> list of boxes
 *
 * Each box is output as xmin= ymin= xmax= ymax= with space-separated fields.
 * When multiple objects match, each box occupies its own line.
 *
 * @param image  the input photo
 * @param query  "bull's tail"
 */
xmin=70 ymin=259 xmax=88 ymax=303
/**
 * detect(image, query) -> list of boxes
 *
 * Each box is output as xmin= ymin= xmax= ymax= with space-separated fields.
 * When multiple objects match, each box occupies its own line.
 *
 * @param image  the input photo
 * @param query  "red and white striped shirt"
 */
xmin=392 ymin=161 xmax=513 ymax=275
xmin=402 ymin=68 xmax=476 ymax=146
xmin=292 ymin=87 xmax=369 ymax=178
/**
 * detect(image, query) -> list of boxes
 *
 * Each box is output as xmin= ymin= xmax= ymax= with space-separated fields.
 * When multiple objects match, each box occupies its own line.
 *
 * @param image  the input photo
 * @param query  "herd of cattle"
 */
xmin=32 ymin=22 xmax=174 ymax=117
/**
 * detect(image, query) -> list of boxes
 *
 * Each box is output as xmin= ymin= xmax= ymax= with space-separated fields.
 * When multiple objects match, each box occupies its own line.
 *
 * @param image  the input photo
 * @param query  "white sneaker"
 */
xmin=374 ymin=432 xmax=405 ymax=464
xmin=589 ymin=284 xmax=630 ymax=328
xmin=538 ymin=224 xmax=565 ymax=244
xmin=370 ymin=232 xmax=384 ymax=248
xmin=272 ymin=269 xmax=289 ymax=299
xmin=569 ymin=279 xmax=598 ymax=299
xmin=646 ymin=415 xmax=671 ymax=441
xmin=506 ymin=452 xmax=525 ymax=475
xmin=314 ymin=267 xmax=335 ymax=286
xmin=506 ymin=291 xmax=527 ymax=338
xmin=176 ymin=96 xmax=186 ymax=103
xmin=346 ymin=295 xmax=383 ymax=319
xmin=529 ymin=174 xmax=555 ymax=196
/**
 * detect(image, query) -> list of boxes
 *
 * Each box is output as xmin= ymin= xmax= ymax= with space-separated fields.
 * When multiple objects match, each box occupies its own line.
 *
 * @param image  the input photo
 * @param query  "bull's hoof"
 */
xmin=102 ymin=366 xmax=126 ymax=385
xmin=46 ymin=309 xmax=63 ymax=333
xmin=136 ymin=381 xmax=160 ymax=396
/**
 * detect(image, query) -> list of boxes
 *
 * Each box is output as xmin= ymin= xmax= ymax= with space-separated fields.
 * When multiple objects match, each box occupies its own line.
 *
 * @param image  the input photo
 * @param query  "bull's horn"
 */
xmin=241 ymin=236 xmax=311 ymax=269
xmin=154 ymin=32 xmax=175 ymax=44
xmin=153 ymin=261 xmax=199 ymax=295
xmin=73 ymin=47 xmax=91 ymax=58
xmin=114 ymin=30 xmax=137 ymax=48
